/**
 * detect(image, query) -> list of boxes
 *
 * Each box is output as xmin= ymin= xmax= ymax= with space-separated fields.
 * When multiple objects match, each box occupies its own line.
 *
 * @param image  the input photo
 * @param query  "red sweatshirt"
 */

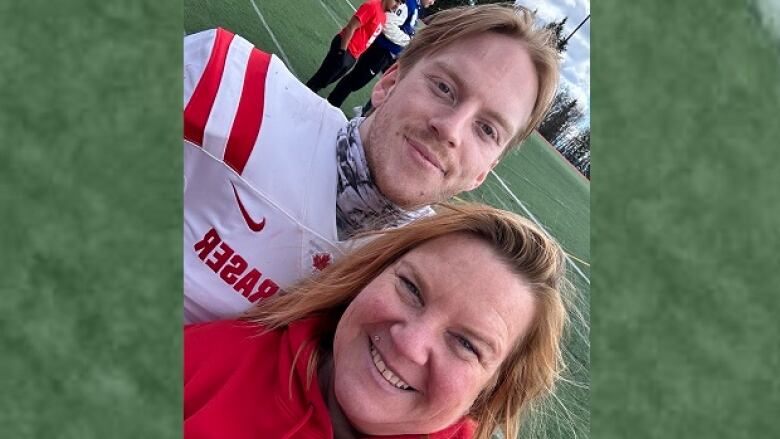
xmin=184 ymin=318 xmax=476 ymax=439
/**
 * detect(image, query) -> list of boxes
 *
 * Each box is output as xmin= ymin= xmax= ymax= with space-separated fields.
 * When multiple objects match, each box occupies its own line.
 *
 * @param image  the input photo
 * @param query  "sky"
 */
xmin=516 ymin=0 xmax=591 ymax=125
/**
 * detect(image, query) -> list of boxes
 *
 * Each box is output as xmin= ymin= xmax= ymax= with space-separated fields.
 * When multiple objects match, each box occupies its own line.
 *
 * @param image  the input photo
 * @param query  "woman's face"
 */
xmin=331 ymin=233 xmax=537 ymax=435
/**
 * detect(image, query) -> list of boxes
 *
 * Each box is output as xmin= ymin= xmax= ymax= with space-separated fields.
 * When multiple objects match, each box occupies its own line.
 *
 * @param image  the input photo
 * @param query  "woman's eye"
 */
xmin=455 ymin=334 xmax=480 ymax=358
xmin=400 ymin=276 xmax=423 ymax=305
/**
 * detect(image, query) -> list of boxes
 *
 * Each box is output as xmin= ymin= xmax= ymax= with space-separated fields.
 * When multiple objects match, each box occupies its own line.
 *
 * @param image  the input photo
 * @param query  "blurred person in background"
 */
xmin=306 ymin=0 xmax=404 ymax=93
xmin=327 ymin=0 xmax=437 ymax=108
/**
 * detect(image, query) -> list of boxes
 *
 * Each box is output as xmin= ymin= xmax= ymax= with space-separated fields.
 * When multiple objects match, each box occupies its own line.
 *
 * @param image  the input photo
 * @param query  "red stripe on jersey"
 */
xmin=183 ymin=28 xmax=235 ymax=146
xmin=223 ymin=48 xmax=271 ymax=175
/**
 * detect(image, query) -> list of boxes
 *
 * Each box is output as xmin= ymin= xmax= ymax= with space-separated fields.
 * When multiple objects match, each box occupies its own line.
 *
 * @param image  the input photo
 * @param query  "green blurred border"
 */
xmin=593 ymin=1 xmax=780 ymax=437
xmin=1 ymin=1 xmax=182 ymax=437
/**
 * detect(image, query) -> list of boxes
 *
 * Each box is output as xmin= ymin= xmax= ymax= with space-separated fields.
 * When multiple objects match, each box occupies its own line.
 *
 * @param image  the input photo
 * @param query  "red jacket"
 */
xmin=184 ymin=318 xmax=476 ymax=439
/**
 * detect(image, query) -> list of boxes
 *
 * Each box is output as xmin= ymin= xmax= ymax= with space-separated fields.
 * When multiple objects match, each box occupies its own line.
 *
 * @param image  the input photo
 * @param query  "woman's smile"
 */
xmin=369 ymin=339 xmax=416 ymax=391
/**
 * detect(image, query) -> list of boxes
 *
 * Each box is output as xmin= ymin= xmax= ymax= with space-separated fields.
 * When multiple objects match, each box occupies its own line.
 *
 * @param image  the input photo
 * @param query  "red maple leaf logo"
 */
xmin=312 ymin=253 xmax=332 ymax=271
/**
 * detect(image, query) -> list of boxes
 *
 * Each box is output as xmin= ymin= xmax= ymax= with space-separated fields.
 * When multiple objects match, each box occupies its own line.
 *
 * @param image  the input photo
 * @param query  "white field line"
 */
xmin=248 ymin=0 xmax=296 ymax=76
xmin=317 ymin=0 xmax=343 ymax=27
xmin=341 ymin=0 xmax=357 ymax=12
xmin=490 ymin=170 xmax=591 ymax=285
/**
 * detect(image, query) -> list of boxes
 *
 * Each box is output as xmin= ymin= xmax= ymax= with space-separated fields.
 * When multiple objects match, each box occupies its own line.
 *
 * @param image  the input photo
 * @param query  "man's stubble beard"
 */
xmin=364 ymin=108 xmax=450 ymax=211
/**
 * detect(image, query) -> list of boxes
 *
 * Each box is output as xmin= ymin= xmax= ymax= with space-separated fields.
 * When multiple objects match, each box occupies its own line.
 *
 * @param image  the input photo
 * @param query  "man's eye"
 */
xmin=400 ymin=276 xmax=423 ymax=305
xmin=479 ymin=122 xmax=497 ymax=141
xmin=436 ymin=81 xmax=451 ymax=95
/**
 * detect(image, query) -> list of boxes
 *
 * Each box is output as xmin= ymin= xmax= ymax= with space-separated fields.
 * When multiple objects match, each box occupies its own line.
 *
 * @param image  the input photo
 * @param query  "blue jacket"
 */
xmin=375 ymin=0 xmax=419 ymax=56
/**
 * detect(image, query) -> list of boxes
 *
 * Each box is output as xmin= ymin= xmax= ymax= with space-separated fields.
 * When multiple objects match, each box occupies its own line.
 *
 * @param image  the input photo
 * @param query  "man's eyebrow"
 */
xmin=429 ymin=61 xmax=515 ymax=141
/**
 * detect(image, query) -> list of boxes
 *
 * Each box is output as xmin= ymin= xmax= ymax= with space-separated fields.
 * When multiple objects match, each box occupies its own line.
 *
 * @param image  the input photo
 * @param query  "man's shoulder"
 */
xmin=185 ymin=28 xmax=346 ymax=148
xmin=263 ymin=66 xmax=347 ymax=137
xmin=240 ymin=42 xmax=345 ymax=131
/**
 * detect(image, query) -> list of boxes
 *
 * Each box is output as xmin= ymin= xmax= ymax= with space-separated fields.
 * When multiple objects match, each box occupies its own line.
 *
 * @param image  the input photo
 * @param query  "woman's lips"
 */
xmin=368 ymin=338 xmax=417 ymax=392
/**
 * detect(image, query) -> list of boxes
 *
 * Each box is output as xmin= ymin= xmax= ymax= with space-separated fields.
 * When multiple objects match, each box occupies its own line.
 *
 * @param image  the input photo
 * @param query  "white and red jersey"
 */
xmin=183 ymin=28 xmax=350 ymax=323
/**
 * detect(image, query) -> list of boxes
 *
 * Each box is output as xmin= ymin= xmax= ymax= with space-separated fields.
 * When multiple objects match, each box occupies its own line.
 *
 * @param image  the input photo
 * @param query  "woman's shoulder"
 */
xmin=184 ymin=318 xmax=324 ymax=354
xmin=185 ymin=319 xmax=263 ymax=341
xmin=184 ymin=319 xmax=271 ymax=361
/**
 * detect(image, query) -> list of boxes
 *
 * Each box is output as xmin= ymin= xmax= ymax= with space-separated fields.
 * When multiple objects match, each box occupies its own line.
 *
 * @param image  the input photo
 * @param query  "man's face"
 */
xmin=332 ymin=233 xmax=535 ymax=435
xmin=359 ymin=33 xmax=539 ymax=209
xmin=384 ymin=0 xmax=403 ymax=12
xmin=420 ymin=0 xmax=435 ymax=7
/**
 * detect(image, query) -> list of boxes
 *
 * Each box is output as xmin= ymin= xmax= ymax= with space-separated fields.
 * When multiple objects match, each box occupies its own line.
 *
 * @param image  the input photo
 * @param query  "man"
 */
xmin=327 ymin=0 xmax=436 ymax=108
xmin=305 ymin=0 xmax=403 ymax=93
xmin=182 ymin=5 xmax=560 ymax=322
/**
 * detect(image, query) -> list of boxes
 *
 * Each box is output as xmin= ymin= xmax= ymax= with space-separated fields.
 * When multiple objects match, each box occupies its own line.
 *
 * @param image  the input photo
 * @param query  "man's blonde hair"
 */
xmin=398 ymin=4 xmax=559 ymax=151
xmin=246 ymin=203 xmax=569 ymax=439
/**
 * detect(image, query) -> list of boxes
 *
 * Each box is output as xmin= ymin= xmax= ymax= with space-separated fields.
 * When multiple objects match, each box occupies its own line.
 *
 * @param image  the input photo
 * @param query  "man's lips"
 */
xmin=406 ymin=136 xmax=445 ymax=175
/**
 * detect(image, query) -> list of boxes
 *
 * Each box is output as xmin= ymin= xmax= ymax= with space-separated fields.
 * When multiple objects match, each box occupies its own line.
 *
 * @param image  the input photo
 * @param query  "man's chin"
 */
xmin=381 ymin=187 xmax=448 ymax=211
xmin=372 ymin=167 xmax=453 ymax=209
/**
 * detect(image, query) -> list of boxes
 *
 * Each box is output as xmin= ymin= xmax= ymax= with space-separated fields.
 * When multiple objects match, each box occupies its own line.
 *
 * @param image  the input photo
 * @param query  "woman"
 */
xmin=184 ymin=204 xmax=569 ymax=439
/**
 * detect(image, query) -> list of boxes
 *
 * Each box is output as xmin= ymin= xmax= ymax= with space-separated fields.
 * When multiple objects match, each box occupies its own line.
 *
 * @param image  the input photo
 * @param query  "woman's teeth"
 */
xmin=370 ymin=342 xmax=414 ymax=391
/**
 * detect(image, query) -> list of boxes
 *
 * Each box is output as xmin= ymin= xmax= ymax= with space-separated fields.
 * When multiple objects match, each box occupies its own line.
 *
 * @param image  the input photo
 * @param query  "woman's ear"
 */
xmin=370 ymin=63 xmax=401 ymax=109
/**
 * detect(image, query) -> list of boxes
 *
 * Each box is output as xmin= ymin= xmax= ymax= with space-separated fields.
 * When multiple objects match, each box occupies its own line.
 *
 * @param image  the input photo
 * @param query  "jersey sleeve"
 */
xmin=183 ymin=28 xmax=273 ymax=175
xmin=184 ymin=29 xmax=217 ymax=109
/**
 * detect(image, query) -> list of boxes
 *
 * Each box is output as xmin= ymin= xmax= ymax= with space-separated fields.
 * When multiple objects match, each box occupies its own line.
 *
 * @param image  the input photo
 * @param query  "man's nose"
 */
xmin=429 ymin=104 xmax=475 ymax=149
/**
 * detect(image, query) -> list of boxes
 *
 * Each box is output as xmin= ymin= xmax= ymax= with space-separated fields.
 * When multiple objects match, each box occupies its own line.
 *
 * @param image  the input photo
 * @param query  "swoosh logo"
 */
xmin=231 ymin=182 xmax=266 ymax=232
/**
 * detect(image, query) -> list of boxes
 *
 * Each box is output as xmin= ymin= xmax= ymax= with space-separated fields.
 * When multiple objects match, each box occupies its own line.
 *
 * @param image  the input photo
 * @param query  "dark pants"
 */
xmin=327 ymin=41 xmax=396 ymax=107
xmin=305 ymin=35 xmax=356 ymax=93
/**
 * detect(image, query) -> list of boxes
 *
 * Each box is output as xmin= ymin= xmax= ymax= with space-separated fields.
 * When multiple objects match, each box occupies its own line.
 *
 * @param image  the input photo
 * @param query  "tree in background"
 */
xmin=424 ymin=0 xmax=471 ymax=15
xmin=545 ymin=17 xmax=570 ymax=52
xmin=538 ymin=88 xmax=584 ymax=145
xmin=425 ymin=0 xmax=504 ymax=15
xmin=538 ymin=89 xmax=590 ymax=178
xmin=559 ymin=128 xmax=590 ymax=179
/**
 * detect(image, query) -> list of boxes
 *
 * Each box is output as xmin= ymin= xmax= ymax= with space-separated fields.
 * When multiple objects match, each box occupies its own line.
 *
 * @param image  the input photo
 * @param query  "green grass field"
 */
xmin=185 ymin=1 xmax=590 ymax=437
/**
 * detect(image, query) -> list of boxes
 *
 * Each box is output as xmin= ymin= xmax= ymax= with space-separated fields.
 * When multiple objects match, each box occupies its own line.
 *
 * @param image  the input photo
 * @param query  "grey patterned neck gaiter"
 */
xmin=335 ymin=117 xmax=432 ymax=241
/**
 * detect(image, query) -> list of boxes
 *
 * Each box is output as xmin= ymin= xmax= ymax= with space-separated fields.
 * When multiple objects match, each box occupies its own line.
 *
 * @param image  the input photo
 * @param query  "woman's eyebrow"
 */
xmin=460 ymin=325 xmax=501 ymax=357
xmin=396 ymin=260 xmax=420 ymax=281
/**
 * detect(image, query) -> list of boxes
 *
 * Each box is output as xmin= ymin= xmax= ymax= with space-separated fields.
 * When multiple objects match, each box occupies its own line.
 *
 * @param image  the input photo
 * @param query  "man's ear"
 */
xmin=370 ymin=63 xmax=400 ymax=108
xmin=469 ymin=158 xmax=501 ymax=190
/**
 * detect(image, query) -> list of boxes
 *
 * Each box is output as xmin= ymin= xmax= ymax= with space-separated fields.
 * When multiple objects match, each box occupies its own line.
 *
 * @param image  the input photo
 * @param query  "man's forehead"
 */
xmin=431 ymin=32 xmax=528 ymax=60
